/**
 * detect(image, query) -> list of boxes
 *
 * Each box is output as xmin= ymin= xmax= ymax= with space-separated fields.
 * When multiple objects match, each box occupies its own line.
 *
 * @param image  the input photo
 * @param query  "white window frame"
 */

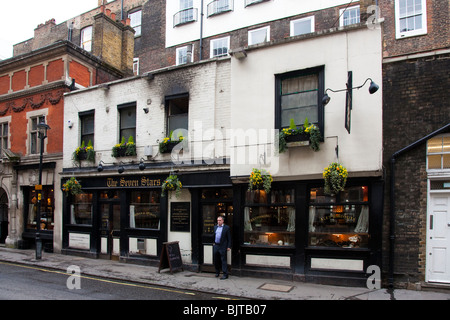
xmin=176 ymin=45 xmax=194 ymax=65
xmin=80 ymin=26 xmax=93 ymax=52
xmin=26 ymin=109 xmax=48 ymax=155
xmin=339 ymin=5 xmax=360 ymax=27
xmin=128 ymin=9 xmax=142 ymax=37
xmin=248 ymin=26 xmax=270 ymax=46
xmin=395 ymin=0 xmax=427 ymax=39
xmin=0 ymin=117 xmax=10 ymax=158
xmin=290 ymin=16 xmax=315 ymax=37
xmin=133 ymin=58 xmax=139 ymax=76
xmin=210 ymin=36 xmax=230 ymax=58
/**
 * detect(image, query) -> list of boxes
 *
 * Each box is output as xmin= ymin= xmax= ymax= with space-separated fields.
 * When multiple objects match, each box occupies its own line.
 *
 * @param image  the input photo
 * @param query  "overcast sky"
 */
xmin=0 ymin=0 xmax=102 ymax=60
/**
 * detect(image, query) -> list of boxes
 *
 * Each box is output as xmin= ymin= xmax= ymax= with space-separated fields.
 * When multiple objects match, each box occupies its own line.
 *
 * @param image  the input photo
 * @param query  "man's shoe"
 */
xmin=215 ymin=273 xmax=220 ymax=277
xmin=220 ymin=275 xmax=228 ymax=280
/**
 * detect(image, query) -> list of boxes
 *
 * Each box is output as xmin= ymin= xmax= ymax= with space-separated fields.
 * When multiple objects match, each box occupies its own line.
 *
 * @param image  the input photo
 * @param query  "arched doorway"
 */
xmin=0 ymin=189 xmax=9 ymax=244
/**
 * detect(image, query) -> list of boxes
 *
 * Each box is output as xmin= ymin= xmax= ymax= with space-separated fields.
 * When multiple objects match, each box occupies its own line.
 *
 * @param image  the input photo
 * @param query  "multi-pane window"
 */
xmin=176 ymin=45 xmax=194 ymax=65
xmin=276 ymin=68 xmax=323 ymax=130
xmin=210 ymin=37 xmax=230 ymax=57
xmin=0 ymin=122 xmax=8 ymax=155
xmin=133 ymin=58 xmax=139 ymax=76
xmin=309 ymin=186 xmax=369 ymax=249
xmin=80 ymin=26 xmax=93 ymax=52
xmin=80 ymin=112 xmax=94 ymax=147
xmin=166 ymin=94 xmax=189 ymax=135
xmin=340 ymin=5 xmax=360 ymax=26
xmin=290 ymin=16 xmax=315 ymax=37
xmin=395 ymin=0 xmax=427 ymax=38
xmin=30 ymin=115 xmax=46 ymax=154
xmin=248 ymin=26 xmax=270 ymax=45
xmin=244 ymin=187 xmax=296 ymax=246
xmin=427 ymin=135 xmax=450 ymax=170
xmin=119 ymin=104 xmax=136 ymax=143
xmin=129 ymin=191 xmax=161 ymax=229
xmin=129 ymin=10 xmax=142 ymax=37
xmin=174 ymin=0 xmax=197 ymax=26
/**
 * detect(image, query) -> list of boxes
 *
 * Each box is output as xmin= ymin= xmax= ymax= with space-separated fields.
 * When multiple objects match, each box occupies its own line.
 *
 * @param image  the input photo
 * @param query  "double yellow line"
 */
xmin=0 ymin=260 xmax=198 ymax=296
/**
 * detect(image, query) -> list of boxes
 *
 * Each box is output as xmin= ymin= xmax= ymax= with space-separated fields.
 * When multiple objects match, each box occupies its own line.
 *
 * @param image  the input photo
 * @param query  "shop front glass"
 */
xmin=129 ymin=190 xmax=161 ymax=229
xmin=70 ymin=193 xmax=93 ymax=225
xmin=26 ymin=186 xmax=54 ymax=231
xmin=308 ymin=186 xmax=369 ymax=248
xmin=244 ymin=187 xmax=295 ymax=246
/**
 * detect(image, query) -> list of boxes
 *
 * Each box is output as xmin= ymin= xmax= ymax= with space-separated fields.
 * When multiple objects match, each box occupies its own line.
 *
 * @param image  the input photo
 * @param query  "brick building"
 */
xmin=0 ymin=11 xmax=135 ymax=251
xmin=380 ymin=0 xmax=450 ymax=287
xmin=3 ymin=0 xmax=448 ymax=288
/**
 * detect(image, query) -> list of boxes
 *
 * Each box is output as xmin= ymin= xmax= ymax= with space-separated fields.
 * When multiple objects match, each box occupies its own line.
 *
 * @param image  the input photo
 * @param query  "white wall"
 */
xmin=63 ymin=58 xmax=231 ymax=169
xmin=166 ymin=0 xmax=351 ymax=48
xmin=229 ymin=26 xmax=383 ymax=179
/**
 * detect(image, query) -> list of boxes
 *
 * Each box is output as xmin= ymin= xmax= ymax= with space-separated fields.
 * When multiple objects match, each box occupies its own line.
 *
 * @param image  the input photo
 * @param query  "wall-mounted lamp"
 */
xmin=143 ymin=107 xmax=149 ymax=114
xmin=322 ymin=76 xmax=379 ymax=106
xmin=322 ymin=72 xmax=379 ymax=134
xmin=139 ymin=158 xmax=146 ymax=171
xmin=118 ymin=161 xmax=125 ymax=174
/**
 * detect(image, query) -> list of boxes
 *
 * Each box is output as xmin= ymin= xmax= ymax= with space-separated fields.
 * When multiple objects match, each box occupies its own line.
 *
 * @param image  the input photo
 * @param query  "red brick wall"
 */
xmin=69 ymin=60 xmax=90 ymax=88
xmin=46 ymin=59 xmax=64 ymax=83
xmin=28 ymin=65 xmax=45 ymax=88
xmin=11 ymin=70 xmax=26 ymax=91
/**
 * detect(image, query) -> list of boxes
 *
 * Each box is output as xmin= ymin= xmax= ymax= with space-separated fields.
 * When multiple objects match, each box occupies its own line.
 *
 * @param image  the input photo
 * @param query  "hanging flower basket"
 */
xmin=323 ymin=163 xmax=348 ymax=195
xmin=161 ymin=174 xmax=182 ymax=198
xmin=248 ymin=168 xmax=273 ymax=194
xmin=62 ymin=177 xmax=82 ymax=196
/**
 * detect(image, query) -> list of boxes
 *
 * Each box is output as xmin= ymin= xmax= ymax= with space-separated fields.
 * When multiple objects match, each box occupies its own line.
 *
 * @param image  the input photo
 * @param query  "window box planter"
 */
xmin=279 ymin=118 xmax=321 ymax=153
xmin=112 ymin=136 xmax=137 ymax=158
xmin=73 ymin=141 xmax=95 ymax=162
xmin=159 ymin=136 xmax=185 ymax=154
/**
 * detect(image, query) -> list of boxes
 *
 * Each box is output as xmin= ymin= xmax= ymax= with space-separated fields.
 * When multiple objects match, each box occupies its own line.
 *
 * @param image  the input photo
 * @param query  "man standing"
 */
xmin=213 ymin=216 xmax=231 ymax=279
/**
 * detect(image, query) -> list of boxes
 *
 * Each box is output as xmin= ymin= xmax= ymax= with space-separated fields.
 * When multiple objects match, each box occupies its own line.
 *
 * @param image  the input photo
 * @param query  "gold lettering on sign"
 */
xmin=106 ymin=177 xmax=161 ymax=188
xmin=107 ymin=178 xmax=118 ymax=187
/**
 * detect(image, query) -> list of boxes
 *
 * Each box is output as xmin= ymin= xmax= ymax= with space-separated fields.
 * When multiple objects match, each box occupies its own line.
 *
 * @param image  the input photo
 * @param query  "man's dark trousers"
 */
xmin=213 ymin=224 xmax=231 ymax=277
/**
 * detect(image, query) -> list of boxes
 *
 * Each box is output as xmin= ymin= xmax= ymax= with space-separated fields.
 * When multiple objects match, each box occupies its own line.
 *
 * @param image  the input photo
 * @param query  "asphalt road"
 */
xmin=0 ymin=261 xmax=240 ymax=300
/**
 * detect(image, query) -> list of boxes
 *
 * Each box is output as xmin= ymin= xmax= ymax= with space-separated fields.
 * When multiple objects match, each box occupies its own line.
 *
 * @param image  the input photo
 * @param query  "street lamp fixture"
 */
xmin=35 ymin=120 xmax=50 ymax=260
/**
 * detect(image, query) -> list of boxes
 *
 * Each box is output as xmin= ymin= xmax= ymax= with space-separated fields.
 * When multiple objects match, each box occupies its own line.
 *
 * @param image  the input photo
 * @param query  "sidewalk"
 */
xmin=1 ymin=247 xmax=449 ymax=300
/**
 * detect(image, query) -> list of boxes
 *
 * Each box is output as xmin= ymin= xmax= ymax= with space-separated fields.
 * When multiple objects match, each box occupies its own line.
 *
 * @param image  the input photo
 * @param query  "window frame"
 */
xmin=165 ymin=93 xmax=189 ymax=136
xmin=248 ymin=26 xmax=270 ymax=46
xmin=29 ymin=115 xmax=46 ymax=155
xmin=0 ymin=121 xmax=9 ymax=157
xmin=79 ymin=110 xmax=95 ymax=148
xmin=80 ymin=26 xmax=93 ymax=52
xmin=210 ymin=36 xmax=230 ymax=58
xmin=290 ymin=16 xmax=315 ymax=37
xmin=395 ymin=0 xmax=427 ymax=39
xmin=128 ymin=9 xmax=142 ymax=37
xmin=274 ymin=66 xmax=325 ymax=136
xmin=427 ymin=134 xmax=450 ymax=171
xmin=339 ymin=5 xmax=360 ymax=27
xmin=176 ymin=45 xmax=194 ymax=65
xmin=118 ymin=103 xmax=136 ymax=144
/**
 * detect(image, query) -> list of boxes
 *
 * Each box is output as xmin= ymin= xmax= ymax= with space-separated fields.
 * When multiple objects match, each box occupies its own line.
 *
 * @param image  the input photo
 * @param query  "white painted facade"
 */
xmin=229 ymin=25 xmax=383 ymax=180
xmin=166 ymin=0 xmax=351 ymax=48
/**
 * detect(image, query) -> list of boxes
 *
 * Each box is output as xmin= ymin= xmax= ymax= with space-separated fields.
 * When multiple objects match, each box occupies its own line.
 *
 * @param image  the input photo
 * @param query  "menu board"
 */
xmin=170 ymin=202 xmax=190 ymax=232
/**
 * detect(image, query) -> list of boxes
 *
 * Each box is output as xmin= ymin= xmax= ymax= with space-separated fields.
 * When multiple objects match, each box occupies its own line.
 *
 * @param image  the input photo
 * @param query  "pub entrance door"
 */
xmin=199 ymin=188 xmax=233 ymax=272
xmin=99 ymin=191 xmax=121 ymax=260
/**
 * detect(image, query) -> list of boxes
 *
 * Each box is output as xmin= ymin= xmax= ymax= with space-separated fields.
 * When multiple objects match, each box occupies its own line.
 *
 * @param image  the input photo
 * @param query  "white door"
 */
xmin=427 ymin=193 xmax=450 ymax=283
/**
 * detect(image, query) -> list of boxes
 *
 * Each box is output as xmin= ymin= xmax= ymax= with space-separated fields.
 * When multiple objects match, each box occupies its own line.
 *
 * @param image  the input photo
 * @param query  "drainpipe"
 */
xmin=388 ymin=122 xmax=450 ymax=288
xmin=199 ymin=0 xmax=204 ymax=61
xmin=121 ymin=0 xmax=124 ymax=21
